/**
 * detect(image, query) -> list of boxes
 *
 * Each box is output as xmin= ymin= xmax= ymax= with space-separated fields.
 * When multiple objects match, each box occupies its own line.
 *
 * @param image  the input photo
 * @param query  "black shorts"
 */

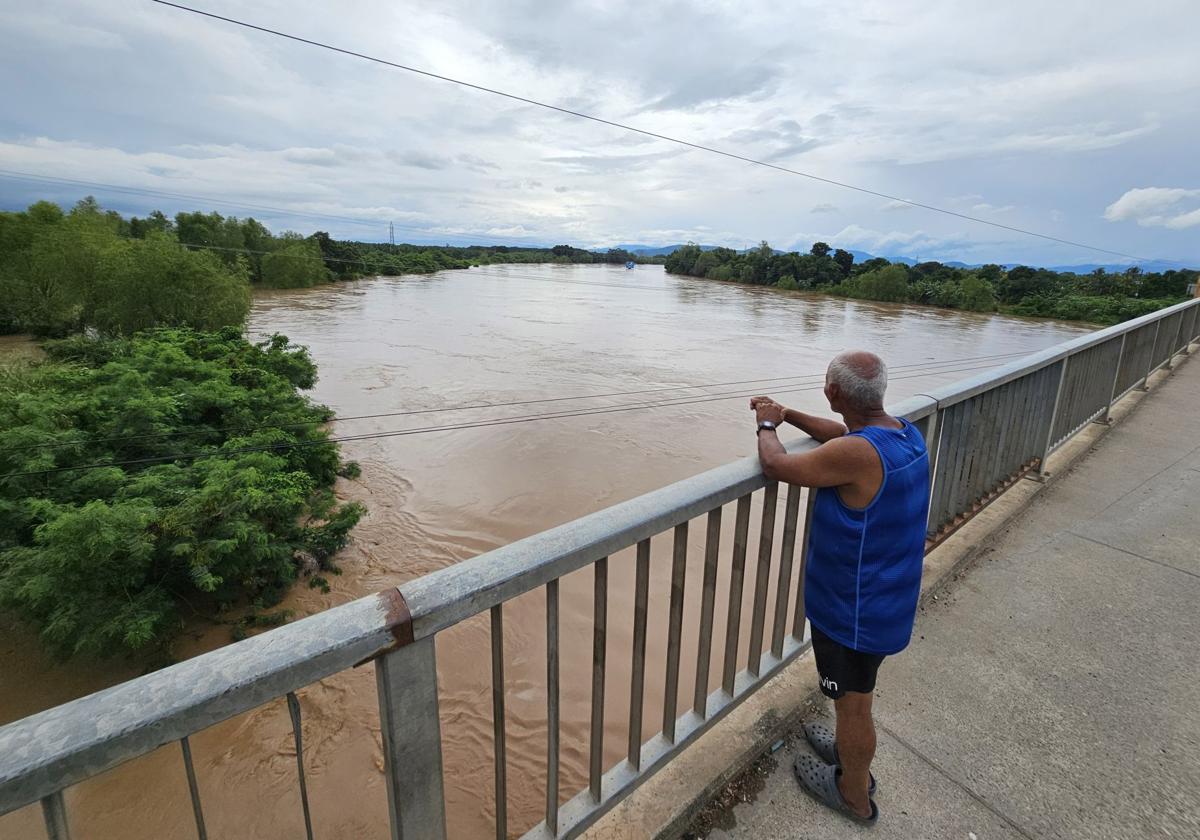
xmin=811 ymin=625 xmax=886 ymax=699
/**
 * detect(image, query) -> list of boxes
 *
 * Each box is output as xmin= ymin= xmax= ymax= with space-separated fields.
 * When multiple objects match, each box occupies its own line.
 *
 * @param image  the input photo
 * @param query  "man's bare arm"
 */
xmin=757 ymin=432 xmax=870 ymax=487
xmin=781 ymin=407 xmax=848 ymax=442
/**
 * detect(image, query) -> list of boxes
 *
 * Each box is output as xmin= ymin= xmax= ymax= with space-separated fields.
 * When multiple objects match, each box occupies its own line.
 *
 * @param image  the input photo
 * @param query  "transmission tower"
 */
xmin=389 ymin=222 xmax=395 ymax=247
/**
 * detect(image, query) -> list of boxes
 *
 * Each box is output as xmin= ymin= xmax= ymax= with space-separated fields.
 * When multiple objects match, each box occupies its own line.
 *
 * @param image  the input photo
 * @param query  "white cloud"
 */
xmin=1165 ymin=208 xmax=1200 ymax=230
xmin=1 ymin=0 xmax=1198 ymax=265
xmin=971 ymin=203 xmax=1015 ymax=214
xmin=1104 ymin=187 xmax=1200 ymax=229
xmin=820 ymin=224 xmax=1014 ymax=262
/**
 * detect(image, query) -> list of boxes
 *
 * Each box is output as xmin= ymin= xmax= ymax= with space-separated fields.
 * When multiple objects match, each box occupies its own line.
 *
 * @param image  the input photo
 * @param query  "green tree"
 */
xmin=796 ymin=253 xmax=843 ymax=287
xmin=91 ymin=237 xmax=251 ymax=334
xmin=664 ymin=243 xmax=703 ymax=275
xmin=261 ymin=238 xmax=332 ymax=288
xmin=810 ymin=241 xmax=832 ymax=258
xmin=997 ymin=266 xmax=1051 ymax=303
xmin=129 ymin=211 xmax=174 ymax=239
xmin=958 ymin=274 xmax=997 ymax=311
xmin=839 ymin=264 xmax=910 ymax=302
xmin=832 ymin=248 xmax=854 ymax=276
xmin=853 ymin=257 xmax=891 ymax=275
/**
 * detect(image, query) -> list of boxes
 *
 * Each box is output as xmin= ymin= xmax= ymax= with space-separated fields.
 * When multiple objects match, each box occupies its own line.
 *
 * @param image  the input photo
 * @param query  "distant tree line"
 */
xmin=664 ymin=241 xmax=1195 ymax=325
xmin=0 ymin=197 xmax=663 ymax=337
xmin=309 ymin=238 xmax=656 ymax=279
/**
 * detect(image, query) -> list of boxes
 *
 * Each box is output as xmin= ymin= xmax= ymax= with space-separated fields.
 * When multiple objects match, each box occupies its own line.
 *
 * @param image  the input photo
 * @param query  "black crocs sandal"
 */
xmin=802 ymin=720 xmax=877 ymax=795
xmin=793 ymin=753 xmax=879 ymax=826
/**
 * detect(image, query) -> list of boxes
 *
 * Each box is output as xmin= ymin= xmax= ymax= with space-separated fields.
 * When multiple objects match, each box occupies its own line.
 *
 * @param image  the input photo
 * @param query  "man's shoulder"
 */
xmin=817 ymin=433 xmax=878 ymax=462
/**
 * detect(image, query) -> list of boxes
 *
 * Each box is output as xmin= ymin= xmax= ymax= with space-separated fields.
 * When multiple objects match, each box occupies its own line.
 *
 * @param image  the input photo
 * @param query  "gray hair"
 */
xmin=827 ymin=351 xmax=888 ymax=409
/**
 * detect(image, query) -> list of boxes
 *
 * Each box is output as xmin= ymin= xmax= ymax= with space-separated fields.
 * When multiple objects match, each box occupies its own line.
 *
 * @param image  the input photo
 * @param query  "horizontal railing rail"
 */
xmin=2 ymin=296 xmax=1197 ymax=840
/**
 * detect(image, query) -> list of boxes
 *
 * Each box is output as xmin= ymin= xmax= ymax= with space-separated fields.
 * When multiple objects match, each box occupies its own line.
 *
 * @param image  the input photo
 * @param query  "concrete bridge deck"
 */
xmin=693 ymin=356 xmax=1200 ymax=839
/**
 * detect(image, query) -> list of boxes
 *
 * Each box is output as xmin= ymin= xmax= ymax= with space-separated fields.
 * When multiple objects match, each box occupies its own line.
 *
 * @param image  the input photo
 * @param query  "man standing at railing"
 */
xmin=750 ymin=350 xmax=930 ymax=826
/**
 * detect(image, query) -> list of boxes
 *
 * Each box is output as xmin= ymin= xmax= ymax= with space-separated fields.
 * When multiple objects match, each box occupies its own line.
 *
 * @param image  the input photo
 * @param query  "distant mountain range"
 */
xmin=611 ymin=243 xmax=1186 ymax=273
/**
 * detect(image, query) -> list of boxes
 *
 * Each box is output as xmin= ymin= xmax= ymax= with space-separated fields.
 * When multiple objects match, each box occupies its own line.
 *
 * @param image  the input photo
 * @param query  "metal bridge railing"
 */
xmin=2 ymin=297 xmax=1198 ymax=840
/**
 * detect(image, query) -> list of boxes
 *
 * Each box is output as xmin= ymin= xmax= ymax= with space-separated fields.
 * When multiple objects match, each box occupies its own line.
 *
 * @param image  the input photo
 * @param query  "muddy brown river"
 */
xmin=0 ymin=265 xmax=1089 ymax=838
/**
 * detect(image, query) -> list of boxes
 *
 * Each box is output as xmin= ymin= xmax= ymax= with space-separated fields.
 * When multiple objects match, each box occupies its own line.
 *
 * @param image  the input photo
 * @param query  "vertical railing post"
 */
xmin=747 ymin=482 xmax=778 ymax=676
xmin=545 ymin=580 xmax=560 ymax=834
xmin=1140 ymin=320 xmax=1161 ymax=390
xmin=1038 ymin=357 xmax=1069 ymax=480
xmin=41 ymin=792 xmax=71 ymax=840
xmin=1183 ymin=304 xmax=1198 ymax=351
xmin=770 ymin=486 xmax=802 ymax=659
xmin=1161 ymin=314 xmax=1180 ymax=369
xmin=627 ymin=539 xmax=651 ymax=767
xmin=1102 ymin=333 xmax=1127 ymax=423
xmin=790 ymin=490 xmax=817 ymax=642
xmin=490 ymin=605 xmax=508 ymax=839
xmin=916 ymin=406 xmax=940 ymax=482
xmin=376 ymin=637 xmax=447 ymax=840
xmin=662 ymin=523 xmax=688 ymax=742
xmin=285 ymin=694 xmax=315 ymax=840
xmin=589 ymin=558 xmax=608 ymax=803
xmin=692 ymin=510 xmax=721 ymax=716
xmin=721 ymin=496 xmax=752 ymax=696
xmin=179 ymin=737 xmax=207 ymax=840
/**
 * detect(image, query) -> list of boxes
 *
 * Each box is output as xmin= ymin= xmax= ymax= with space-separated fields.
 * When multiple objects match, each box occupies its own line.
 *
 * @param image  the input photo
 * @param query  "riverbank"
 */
xmin=672 ymin=272 xmax=1111 ymax=329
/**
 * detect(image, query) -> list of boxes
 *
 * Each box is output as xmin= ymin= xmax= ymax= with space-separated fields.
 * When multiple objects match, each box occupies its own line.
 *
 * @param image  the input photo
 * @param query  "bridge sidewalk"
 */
xmin=707 ymin=357 xmax=1200 ymax=839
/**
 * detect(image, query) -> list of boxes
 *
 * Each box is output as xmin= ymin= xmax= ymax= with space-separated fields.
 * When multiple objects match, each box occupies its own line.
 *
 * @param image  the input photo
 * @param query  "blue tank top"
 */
xmin=804 ymin=419 xmax=929 ymax=655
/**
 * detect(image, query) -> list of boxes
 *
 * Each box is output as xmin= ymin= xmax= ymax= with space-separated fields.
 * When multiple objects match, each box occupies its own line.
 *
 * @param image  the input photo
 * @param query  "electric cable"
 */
xmin=1 ymin=352 xmax=1029 ymax=454
xmin=149 ymin=0 xmax=1186 ymax=267
xmin=0 ymin=358 xmax=1019 ymax=479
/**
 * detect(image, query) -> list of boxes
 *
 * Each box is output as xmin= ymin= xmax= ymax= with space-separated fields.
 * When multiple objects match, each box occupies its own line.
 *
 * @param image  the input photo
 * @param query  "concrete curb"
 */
xmin=584 ymin=342 xmax=1196 ymax=840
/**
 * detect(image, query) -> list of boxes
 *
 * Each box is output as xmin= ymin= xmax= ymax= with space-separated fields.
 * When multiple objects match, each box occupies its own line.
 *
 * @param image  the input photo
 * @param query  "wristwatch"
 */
xmin=756 ymin=420 xmax=777 ymax=434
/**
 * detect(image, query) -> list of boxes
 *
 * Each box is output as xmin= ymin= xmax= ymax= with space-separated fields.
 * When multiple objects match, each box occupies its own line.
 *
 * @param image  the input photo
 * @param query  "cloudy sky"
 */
xmin=1 ymin=0 xmax=1198 ymax=266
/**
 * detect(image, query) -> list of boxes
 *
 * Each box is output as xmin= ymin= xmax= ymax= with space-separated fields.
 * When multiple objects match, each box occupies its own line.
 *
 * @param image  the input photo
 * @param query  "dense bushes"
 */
xmin=0 ymin=329 xmax=363 ymax=658
xmin=0 ymin=199 xmax=251 ymax=336
xmin=837 ymin=264 xmax=911 ymax=304
xmin=261 ymin=238 xmax=333 ymax=288
xmin=1007 ymin=294 xmax=1178 ymax=323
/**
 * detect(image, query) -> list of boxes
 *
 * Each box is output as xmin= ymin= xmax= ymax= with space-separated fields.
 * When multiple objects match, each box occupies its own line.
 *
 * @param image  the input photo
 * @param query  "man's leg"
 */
xmin=834 ymin=690 xmax=875 ymax=817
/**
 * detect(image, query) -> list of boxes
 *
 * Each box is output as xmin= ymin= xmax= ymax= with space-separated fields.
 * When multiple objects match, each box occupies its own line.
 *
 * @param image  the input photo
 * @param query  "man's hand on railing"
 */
xmin=750 ymin=396 xmax=848 ymax=442
xmin=750 ymin=396 xmax=786 ymax=425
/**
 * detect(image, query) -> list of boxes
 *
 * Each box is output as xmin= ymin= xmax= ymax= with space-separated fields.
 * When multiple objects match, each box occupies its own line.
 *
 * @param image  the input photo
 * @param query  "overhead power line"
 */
xmin=151 ymin=0 xmax=1181 ymax=266
xmin=2 ymin=358 xmax=1014 ymax=479
xmin=3 ymin=351 xmax=1027 ymax=455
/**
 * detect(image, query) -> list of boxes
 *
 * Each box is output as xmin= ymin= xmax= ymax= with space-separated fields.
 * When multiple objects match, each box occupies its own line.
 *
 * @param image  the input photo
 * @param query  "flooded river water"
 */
xmin=0 ymin=264 xmax=1089 ymax=838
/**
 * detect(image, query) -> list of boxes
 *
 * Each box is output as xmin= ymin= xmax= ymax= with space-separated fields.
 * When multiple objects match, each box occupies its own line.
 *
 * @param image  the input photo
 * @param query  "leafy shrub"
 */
xmin=0 ymin=328 xmax=364 ymax=659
